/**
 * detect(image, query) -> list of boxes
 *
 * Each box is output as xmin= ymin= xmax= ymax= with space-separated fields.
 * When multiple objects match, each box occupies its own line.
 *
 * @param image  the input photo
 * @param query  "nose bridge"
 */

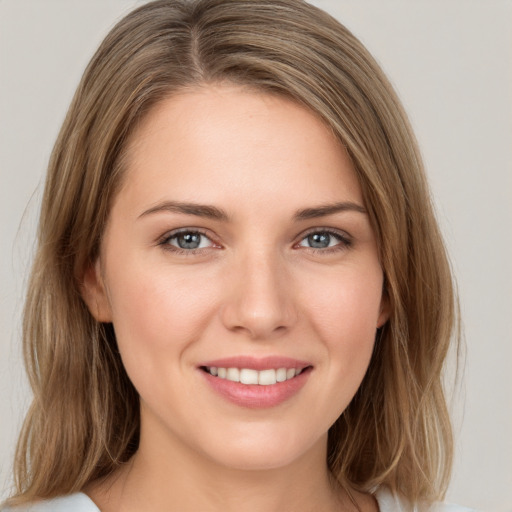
xmin=221 ymin=244 xmax=296 ymax=339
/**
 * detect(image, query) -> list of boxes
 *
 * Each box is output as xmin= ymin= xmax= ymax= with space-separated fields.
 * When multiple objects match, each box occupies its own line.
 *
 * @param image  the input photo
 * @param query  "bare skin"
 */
xmin=82 ymin=84 xmax=386 ymax=512
xmin=85 ymin=448 xmax=378 ymax=512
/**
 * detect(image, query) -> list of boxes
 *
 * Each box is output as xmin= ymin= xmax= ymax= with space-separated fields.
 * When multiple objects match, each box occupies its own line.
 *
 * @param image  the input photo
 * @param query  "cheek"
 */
xmin=303 ymin=265 xmax=383 ymax=376
xmin=104 ymin=256 xmax=219 ymax=359
xmin=306 ymin=265 xmax=383 ymax=334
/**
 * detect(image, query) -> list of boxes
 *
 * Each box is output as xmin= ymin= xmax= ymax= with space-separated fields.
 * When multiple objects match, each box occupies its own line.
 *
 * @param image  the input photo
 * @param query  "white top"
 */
xmin=1 ymin=493 xmax=98 ymax=512
xmin=1 ymin=488 xmax=477 ymax=511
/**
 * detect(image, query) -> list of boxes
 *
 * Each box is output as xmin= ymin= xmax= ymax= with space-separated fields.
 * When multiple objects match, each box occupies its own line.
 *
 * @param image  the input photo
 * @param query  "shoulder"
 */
xmin=1 ymin=493 xmax=99 ymax=512
xmin=374 ymin=487 xmax=478 ymax=512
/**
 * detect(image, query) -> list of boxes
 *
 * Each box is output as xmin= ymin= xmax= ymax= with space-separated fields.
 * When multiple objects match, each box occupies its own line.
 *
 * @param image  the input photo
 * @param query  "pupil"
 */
xmin=308 ymin=233 xmax=330 ymax=248
xmin=178 ymin=233 xmax=201 ymax=249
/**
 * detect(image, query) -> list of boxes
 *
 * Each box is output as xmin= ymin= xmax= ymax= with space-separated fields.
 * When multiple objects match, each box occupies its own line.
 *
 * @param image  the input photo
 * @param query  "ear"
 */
xmin=376 ymin=292 xmax=391 ymax=328
xmin=80 ymin=259 xmax=113 ymax=323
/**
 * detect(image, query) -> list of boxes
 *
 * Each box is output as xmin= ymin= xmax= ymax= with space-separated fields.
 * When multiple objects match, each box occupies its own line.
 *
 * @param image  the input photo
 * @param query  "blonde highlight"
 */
xmin=8 ymin=0 xmax=458 ymax=506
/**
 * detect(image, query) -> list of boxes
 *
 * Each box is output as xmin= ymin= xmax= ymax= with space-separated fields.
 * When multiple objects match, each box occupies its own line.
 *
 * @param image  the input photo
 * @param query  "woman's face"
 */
xmin=84 ymin=84 xmax=388 ymax=471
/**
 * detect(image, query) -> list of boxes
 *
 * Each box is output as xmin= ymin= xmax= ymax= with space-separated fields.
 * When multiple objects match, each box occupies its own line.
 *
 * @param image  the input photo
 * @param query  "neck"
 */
xmin=86 ymin=426 xmax=361 ymax=512
xmin=85 ymin=401 xmax=380 ymax=512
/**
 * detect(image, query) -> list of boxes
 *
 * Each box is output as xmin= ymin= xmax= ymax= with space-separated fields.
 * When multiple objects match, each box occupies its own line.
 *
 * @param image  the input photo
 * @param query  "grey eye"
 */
xmin=168 ymin=231 xmax=213 ymax=250
xmin=300 ymin=232 xmax=340 ymax=249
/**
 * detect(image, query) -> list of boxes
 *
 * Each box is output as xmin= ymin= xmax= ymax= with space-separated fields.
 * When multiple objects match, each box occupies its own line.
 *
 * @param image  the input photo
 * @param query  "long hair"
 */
xmin=9 ymin=0 xmax=457 ymax=505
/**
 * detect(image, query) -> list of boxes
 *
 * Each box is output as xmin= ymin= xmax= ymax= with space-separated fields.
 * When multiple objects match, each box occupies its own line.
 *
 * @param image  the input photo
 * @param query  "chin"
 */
xmin=197 ymin=425 xmax=326 ymax=472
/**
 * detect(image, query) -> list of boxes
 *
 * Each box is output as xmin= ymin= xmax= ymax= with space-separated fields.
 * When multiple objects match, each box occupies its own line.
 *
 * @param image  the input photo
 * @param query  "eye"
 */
xmin=161 ymin=230 xmax=215 ymax=251
xmin=297 ymin=230 xmax=350 ymax=250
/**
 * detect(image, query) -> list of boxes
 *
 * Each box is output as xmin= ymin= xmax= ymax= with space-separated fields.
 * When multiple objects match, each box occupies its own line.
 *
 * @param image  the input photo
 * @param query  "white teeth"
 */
xmin=206 ymin=366 xmax=304 ymax=385
xmin=240 ymin=368 xmax=259 ymax=385
xmin=276 ymin=368 xmax=287 ymax=382
xmin=258 ymin=369 xmax=276 ymax=385
xmin=226 ymin=368 xmax=240 ymax=382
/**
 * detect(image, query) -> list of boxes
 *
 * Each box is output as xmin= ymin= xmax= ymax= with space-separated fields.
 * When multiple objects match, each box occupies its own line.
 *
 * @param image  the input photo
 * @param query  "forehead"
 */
xmin=116 ymin=84 xmax=363 ymax=215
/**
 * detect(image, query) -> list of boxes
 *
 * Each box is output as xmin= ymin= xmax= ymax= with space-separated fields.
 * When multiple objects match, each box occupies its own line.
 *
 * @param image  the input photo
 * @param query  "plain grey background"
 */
xmin=1 ymin=1 xmax=511 ymax=510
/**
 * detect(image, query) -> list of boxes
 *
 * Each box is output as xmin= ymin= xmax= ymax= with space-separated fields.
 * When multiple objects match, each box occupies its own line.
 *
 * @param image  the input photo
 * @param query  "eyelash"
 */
xmin=297 ymin=228 xmax=352 ymax=254
xmin=158 ymin=228 xmax=217 ymax=256
xmin=157 ymin=228 xmax=352 ymax=255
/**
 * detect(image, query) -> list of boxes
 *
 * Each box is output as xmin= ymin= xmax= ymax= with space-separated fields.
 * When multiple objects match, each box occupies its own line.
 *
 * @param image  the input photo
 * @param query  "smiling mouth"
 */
xmin=200 ymin=366 xmax=310 ymax=386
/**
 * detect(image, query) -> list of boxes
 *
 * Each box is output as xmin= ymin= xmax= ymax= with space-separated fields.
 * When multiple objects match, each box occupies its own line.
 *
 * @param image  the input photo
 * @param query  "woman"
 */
xmin=3 ymin=0 xmax=472 ymax=510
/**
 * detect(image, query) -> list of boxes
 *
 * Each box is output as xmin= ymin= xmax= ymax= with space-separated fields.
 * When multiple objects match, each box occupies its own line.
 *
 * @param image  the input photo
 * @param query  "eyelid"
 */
xmin=294 ymin=227 xmax=353 ymax=251
xmin=157 ymin=227 xmax=222 ymax=252
xmin=156 ymin=226 xmax=352 ymax=255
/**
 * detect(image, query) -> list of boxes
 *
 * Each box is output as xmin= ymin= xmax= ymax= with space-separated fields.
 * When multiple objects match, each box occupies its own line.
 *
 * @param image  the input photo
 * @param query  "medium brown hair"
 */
xmin=9 ymin=0 xmax=457 ymax=506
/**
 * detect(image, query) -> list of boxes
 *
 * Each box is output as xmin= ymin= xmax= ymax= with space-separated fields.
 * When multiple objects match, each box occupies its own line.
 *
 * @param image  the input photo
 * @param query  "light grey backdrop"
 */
xmin=1 ymin=1 xmax=511 ymax=510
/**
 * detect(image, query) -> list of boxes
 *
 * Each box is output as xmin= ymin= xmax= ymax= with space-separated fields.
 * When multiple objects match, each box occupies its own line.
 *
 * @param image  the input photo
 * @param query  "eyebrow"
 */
xmin=139 ymin=201 xmax=229 ymax=221
xmin=138 ymin=200 xmax=366 ymax=221
xmin=293 ymin=201 xmax=367 ymax=220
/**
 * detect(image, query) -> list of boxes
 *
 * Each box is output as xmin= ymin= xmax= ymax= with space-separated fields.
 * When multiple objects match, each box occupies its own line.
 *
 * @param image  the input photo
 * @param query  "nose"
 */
xmin=220 ymin=250 xmax=298 ymax=340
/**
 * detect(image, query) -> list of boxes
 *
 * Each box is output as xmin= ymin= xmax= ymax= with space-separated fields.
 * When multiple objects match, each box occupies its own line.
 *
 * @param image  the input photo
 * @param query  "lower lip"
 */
xmin=200 ymin=368 xmax=311 ymax=409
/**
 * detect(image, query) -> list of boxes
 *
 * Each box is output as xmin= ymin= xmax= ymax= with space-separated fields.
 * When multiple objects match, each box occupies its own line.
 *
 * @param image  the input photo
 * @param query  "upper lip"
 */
xmin=199 ymin=356 xmax=311 ymax=371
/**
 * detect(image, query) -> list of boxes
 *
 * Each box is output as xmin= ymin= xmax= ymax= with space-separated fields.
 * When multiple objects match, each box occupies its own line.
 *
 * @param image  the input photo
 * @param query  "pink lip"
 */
xmin=198 ymin=356 xmax=313 ymax=409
